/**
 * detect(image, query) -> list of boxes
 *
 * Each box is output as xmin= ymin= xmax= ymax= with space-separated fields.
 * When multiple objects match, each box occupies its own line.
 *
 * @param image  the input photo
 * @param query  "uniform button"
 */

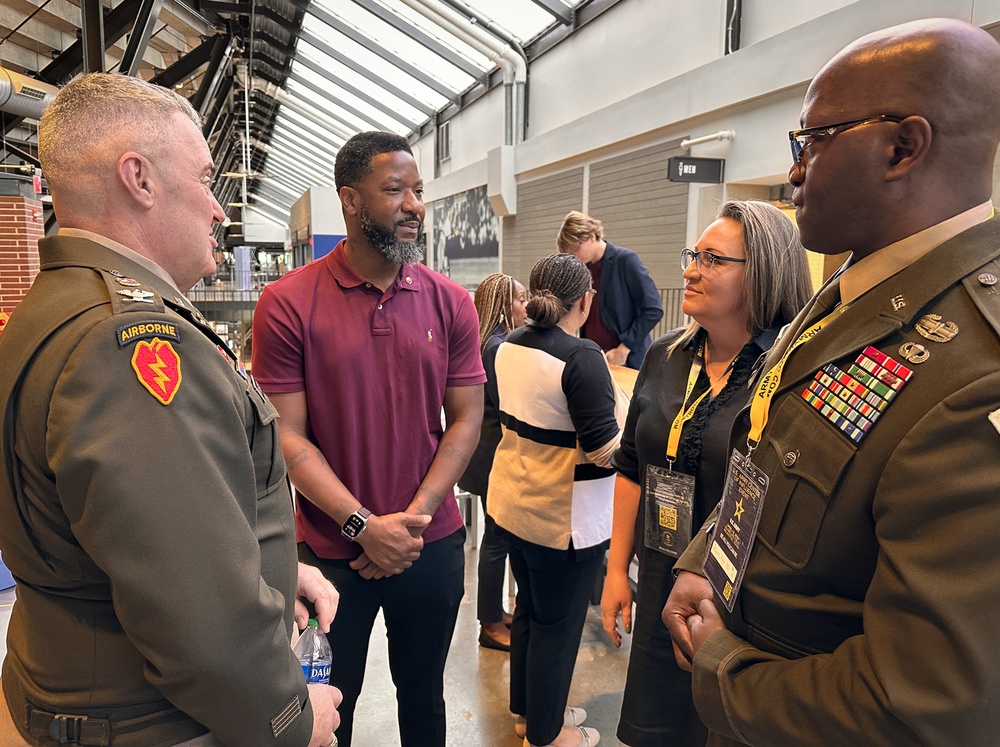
xmin=365 ymin=283 xmax=372 ymax=288
xmin=377 ymin=304 xmax=383 ymax=310
xmin=782 ymin=451 xmax=798 ymax=467
xmin=405 ymin=276 xmax=412 ymax=284
xmin=979 ymin=272 xmax=997 ymax=286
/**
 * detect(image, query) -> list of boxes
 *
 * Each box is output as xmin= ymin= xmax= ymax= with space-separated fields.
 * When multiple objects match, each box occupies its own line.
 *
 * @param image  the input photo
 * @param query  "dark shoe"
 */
xmin=479 ymin=627 xmax=511 ymax=651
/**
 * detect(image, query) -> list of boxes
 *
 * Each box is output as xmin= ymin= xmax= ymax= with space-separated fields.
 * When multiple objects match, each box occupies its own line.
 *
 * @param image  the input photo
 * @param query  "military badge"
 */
xmin=915 ymin=314 xmax=958 ymax=343
xmin=131 ymin=338 xmax=182 ymax=405
xmin=116 ymin=289 xmax=155 ymax=304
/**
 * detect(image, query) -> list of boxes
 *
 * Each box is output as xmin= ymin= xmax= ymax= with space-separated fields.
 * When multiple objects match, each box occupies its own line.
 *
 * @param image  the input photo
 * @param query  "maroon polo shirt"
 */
xmin=252 ymin=240 xmax=485 ymax=559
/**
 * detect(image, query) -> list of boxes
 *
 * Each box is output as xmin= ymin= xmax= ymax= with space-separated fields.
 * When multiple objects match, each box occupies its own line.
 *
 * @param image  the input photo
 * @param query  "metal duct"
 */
xmin=0 ymin=68 xmax=58 ymax=119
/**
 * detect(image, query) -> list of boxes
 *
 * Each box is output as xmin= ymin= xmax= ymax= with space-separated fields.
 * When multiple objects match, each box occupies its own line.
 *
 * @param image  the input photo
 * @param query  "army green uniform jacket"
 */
xmin=0 ymin=236 xmax=313 ymax=746
xmin=677 ymin=217 xmax=1000 ymax=745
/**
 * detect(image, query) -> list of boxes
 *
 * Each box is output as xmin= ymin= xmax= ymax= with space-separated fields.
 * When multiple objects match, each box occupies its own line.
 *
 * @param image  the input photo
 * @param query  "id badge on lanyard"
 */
xmin=702 ymin=448 xmax=768 ymax=612
xmin=643 ymin=341 xmax=715 ymax=558
xmin=643 ymin=464 xmax=694 ymax=557
xmin=703 ymin=307 xmax=842 ymax=609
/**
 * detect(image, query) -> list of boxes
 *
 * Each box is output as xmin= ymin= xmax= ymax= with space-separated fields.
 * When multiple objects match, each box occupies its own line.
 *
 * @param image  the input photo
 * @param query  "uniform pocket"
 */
xmin=755 ymin=394 xmax=856 ymax=569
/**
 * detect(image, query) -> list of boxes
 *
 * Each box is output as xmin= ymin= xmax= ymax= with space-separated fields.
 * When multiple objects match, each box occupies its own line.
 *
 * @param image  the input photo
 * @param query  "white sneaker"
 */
xmin=514 ymin=707 xmax=589 ymax=739
xmin=523 ymin=725 xmax=600 ymax=747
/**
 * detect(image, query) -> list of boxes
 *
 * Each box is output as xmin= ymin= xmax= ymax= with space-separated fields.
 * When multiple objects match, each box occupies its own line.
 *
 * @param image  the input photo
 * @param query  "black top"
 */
xmin=458 ymin=326 xmax=505 ymax=497
xmin=612 ymin=326 xmax=778 ymax=558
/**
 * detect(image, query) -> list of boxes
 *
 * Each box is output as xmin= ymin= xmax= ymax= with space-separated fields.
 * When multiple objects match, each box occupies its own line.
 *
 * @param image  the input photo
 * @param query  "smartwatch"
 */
xmin=341 ymin=507 xmax=373 ymax=542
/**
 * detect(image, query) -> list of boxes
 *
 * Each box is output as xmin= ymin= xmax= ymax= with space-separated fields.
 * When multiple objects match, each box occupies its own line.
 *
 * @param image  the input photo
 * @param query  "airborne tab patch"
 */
xmin=117 ymin=320 xmax=181 ymax=348
xmin=131 ymin=338 xmax=182 ymax=405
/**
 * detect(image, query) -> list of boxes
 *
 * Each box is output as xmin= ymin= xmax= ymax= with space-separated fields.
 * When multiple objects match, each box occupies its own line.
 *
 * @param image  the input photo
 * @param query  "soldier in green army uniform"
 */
xmin=663 ymin=18 xmax=1000 ymax=747
xmin=0 ymin=74 xmax=342 ymax=746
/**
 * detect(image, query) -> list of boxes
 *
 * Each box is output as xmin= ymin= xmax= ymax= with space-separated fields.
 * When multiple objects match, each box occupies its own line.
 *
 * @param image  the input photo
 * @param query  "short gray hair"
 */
xmin=39 ymin=73 xmax=200 ymax=192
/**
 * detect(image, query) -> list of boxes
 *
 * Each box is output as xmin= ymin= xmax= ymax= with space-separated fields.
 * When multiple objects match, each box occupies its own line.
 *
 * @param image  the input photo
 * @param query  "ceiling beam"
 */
xmin=293 ymin=54 xmax=419 ymax=128
xmin=349 ymin=0 xmax=484 ymax=78
xmin=528 ymin=0 xmax=574 ymax=25
xmin=119 ymin=0 xmax=165 ymax=76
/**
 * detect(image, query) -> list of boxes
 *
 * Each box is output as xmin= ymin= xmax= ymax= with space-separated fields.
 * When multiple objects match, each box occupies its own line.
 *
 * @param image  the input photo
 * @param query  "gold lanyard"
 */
xmin=746 ymin=309 xmax=842 ymax=452
xmin=666 ymin=340 xmax=736 ymax=463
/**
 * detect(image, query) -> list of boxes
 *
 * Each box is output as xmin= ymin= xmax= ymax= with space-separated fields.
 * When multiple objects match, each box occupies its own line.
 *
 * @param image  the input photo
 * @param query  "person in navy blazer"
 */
xmin=558 ymin=212 xmax=663 ymax=369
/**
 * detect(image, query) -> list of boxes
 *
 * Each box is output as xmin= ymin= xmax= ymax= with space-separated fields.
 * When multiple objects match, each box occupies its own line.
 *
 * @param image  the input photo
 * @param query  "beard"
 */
xmin=360 ymin=206 xmax=425 ymax=265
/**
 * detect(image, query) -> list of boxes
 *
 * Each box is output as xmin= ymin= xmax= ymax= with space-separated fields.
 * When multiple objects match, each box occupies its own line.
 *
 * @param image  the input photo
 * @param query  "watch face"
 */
xmin=342 ymin=514 xmax=365 ymax=541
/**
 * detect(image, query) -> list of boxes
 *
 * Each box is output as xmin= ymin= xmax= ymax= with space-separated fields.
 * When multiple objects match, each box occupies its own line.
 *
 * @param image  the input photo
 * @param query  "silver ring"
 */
xmin=329 ymin=734 xmax=338 ymax=747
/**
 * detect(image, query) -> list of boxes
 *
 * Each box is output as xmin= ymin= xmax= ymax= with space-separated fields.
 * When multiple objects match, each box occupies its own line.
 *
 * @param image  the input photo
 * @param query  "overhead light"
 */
xmin=227 ymin=221 xmax=244 ymax=226
xmin=228 ymin=201 xmax=247 ymax=207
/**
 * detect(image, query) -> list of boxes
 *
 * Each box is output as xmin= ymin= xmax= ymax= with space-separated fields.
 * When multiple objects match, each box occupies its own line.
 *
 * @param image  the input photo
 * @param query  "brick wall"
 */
xmin=0 ymin=195 xmax=44 ymax=317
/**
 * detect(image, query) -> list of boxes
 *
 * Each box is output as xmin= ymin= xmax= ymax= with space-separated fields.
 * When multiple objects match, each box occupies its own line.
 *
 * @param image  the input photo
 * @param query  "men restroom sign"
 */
xmin=667 ymin=157 xmax=725 ymax=183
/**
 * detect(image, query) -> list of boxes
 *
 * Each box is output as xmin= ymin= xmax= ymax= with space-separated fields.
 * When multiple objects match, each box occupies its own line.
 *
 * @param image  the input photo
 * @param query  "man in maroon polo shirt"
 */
xmin=252 ymin=131 xmax=485 ymax=747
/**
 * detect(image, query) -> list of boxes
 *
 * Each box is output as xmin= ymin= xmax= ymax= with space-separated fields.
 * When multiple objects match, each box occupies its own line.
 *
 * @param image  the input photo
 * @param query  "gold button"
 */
xmin=405 ymin=277 xmax=412 ymax=284
xmin=782 ymin=451 xmax=798 ymax=467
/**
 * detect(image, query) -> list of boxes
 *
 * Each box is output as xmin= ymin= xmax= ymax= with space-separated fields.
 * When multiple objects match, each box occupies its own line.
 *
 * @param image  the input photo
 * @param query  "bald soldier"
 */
xmin=0 ymin=74 xmax=341 ymax=746
xmin=663 ymin=18 xmax=1000 ymax=746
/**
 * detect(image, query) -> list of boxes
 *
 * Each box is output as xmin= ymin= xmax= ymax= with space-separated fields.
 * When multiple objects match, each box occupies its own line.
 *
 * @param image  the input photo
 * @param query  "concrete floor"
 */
xmin=350 ymin=529 xmax=633 ymax=746
xmin=0 ymin=516 xmax=634 ymax=746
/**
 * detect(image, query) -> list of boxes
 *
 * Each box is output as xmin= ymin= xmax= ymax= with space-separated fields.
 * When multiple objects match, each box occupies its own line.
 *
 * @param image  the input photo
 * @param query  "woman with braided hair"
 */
xmin=459 ymin=272 xmax=528 ymax=652
xmin=488 ymin=253 xmax=624 ymax=747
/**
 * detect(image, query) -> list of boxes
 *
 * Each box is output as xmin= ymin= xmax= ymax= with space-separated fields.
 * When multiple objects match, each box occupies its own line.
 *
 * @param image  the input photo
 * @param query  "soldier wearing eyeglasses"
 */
xmin=664 ymin=18 xmax=1000 ymax=747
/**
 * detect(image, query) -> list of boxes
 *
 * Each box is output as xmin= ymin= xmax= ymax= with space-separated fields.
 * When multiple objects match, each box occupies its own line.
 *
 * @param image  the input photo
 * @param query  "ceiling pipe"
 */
xmin=400 ymin=0 xmax=526 ymax=144
xmin=0 ymin=68 xmax=58 ymax=119
xmin=681 ymin=129 xmax=735 ymax=151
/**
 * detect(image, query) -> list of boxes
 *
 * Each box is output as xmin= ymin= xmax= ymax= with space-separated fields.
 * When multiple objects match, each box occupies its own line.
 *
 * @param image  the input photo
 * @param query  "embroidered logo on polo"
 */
xmin=131 ymin=338 xmax=182 ymax=405
xmin=801 ymin=345 xmax=912 ymax=444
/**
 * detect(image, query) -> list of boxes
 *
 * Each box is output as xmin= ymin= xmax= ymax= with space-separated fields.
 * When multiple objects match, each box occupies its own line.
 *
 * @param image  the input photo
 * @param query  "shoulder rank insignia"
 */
xmin=131 ymin=338 xmax=182 ymax=405
xmin=116 ymin=288 xmax=155 ymax=304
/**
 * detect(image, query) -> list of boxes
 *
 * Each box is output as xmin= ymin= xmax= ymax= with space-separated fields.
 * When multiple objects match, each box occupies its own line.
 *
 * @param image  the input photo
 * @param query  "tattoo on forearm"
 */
xmin=438 ymin=441 xmax=471 ymax=463
xmin=286 ymin=447 xmax=328 ymax=470
xmin=287 ymin=448 xmax=309 ymax=469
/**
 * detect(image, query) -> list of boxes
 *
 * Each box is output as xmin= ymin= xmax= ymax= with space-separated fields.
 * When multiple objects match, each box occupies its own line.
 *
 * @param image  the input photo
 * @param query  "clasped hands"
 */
xmin=661 ymin=571 xmax=726 ymax=671
xmin=349 ymin=511 xmax=431 ymax=580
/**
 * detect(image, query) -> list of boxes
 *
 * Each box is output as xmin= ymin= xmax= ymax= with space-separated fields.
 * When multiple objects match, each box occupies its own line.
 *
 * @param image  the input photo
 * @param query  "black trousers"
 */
xmin=299 ymin=528 xmax=465 ymax=747
xmin=477 ymin=491 xmax=509 ymax=624
xmin=507 ymin=538 xmax=605 ymax=746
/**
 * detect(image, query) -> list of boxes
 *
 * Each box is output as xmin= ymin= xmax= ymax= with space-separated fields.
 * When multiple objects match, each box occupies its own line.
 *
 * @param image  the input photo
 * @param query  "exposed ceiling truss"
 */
xmin=0 ymin=0 xmax=623 ymax=242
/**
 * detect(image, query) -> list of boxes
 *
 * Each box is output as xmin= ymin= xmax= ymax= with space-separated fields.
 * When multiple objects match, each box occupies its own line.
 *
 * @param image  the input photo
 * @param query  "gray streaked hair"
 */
xmin=669 ymin=199 xmax=813 ymax=355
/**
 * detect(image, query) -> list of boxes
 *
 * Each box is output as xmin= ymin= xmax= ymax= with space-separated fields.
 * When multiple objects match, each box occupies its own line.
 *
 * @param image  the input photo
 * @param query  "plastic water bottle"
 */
xmin=293 ymin=618 xmax=332 ymax=684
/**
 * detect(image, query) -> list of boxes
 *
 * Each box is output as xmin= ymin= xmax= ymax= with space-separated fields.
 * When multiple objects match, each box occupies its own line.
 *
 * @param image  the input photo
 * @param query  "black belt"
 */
xmin=28 ymin=709 xmax=111 ymax=746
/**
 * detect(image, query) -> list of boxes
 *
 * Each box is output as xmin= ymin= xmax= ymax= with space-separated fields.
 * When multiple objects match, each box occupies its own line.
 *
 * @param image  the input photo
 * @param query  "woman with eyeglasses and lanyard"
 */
xmin=489 ymin=253 xmax=625 ymax=747
xmin=601 ymin=200 xmax=812 ymax=746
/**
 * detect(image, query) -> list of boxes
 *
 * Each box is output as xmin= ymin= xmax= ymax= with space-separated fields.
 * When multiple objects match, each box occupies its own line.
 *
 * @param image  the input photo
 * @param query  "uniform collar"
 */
xmin=58 ymin=228 xmax=183 ymax=294
xmin=840 ymin=201 xmax=993 ymax=305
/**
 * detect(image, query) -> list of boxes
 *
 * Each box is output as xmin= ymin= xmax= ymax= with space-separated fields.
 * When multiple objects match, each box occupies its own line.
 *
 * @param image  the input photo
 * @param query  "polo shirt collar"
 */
xmin=325 ymin=239 xmax=422 ymax=292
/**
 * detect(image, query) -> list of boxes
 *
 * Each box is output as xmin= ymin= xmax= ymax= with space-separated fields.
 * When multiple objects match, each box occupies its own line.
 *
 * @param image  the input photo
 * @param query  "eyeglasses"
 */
xmin=788 ymin=115 xmax=905 ymax=164
xmin=680 ymin=247 xmax=747 ymax=273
